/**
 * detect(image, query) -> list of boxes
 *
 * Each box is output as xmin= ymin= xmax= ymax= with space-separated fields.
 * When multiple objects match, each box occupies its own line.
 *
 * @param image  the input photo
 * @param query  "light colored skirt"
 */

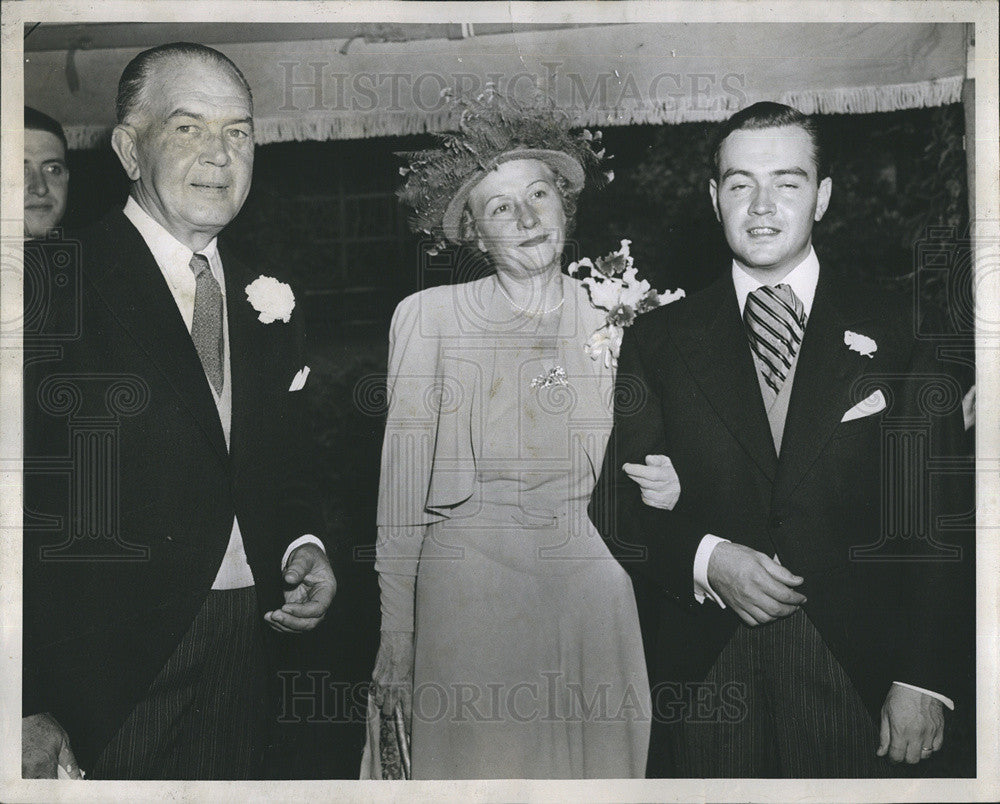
xmin=410 ymin=506 xmax=651 ymax=779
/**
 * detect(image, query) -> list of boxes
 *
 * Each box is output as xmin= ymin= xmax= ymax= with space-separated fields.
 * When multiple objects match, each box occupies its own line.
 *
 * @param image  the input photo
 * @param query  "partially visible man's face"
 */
xmin=114 ymin=55 xmax=254 ymax=250
xmin=24 ymin=129 xmax=69 ymax=238
xmin=709 ymin=125 xmax=831 ymax=282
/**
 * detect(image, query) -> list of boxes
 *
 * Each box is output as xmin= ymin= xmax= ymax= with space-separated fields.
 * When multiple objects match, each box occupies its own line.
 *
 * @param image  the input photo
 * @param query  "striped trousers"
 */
xmin=667 ymin=608 xmax=892 ymax=778
xmin=90 ymin=586 xmax=268 ymax=780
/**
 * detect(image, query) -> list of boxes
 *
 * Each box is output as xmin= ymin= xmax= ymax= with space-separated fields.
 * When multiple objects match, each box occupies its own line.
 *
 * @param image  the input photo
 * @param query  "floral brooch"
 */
xmin=530 ymin=365 xmax=569 ymax=390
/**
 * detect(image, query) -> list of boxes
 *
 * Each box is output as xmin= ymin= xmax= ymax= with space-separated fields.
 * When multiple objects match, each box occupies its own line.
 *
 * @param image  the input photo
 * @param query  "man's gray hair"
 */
xmin=115 ymin=41 xmax=253 ymax=125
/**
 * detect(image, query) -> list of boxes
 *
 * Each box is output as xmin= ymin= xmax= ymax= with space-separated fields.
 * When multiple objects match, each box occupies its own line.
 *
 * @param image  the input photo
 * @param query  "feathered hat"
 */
xmin=397 ymin=85 xmax=612 ymax=250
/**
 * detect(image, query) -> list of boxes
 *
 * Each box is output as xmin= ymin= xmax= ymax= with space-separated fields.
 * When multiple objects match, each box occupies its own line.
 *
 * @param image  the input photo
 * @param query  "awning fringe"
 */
xmin=63 ymin=75 xmax=965 ymax=150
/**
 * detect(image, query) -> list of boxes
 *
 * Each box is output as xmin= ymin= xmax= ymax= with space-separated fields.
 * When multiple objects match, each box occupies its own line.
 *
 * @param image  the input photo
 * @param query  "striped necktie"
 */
xmin=189 ymin=252 xmax=224 ymax=395
xmin=743 ymin=283 xmax=806 ymax=395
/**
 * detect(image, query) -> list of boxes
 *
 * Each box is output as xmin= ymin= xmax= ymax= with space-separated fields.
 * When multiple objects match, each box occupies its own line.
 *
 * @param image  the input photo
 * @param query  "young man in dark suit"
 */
xmin=22 ymin=42 xmax=336 ymax=780
xmin=594 ymin=102 xmax=973 ymax=777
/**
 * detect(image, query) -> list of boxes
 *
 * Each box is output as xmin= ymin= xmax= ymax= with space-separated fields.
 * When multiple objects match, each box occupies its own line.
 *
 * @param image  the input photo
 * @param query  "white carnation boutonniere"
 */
xmin=245 ymin=275 xmax=295 ymax=324
xmin=844 ymin=329 xmax=877 ymax=359
xmin=568 ymin=239 xmax=685 ymax=368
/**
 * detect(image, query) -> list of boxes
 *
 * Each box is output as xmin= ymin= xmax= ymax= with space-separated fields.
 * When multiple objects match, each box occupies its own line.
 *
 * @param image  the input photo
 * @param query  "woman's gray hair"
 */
xmin=458 ymin=172 xmax=580 ymax=246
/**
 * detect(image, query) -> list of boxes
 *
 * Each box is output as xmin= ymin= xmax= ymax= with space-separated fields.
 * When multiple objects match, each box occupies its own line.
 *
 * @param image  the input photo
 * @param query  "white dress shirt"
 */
xmin=124 ymin=198 xmax=322 ymax=588
xmin=688 ymin=246 xmax=952 ymax=709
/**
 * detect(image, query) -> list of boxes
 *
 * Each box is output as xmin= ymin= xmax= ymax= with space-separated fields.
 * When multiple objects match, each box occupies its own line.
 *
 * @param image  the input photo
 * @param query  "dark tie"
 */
xmin=743 ymin=283 xmax=806 ymax=395
xmin=189 ymin=253 xmax=224 ymax=395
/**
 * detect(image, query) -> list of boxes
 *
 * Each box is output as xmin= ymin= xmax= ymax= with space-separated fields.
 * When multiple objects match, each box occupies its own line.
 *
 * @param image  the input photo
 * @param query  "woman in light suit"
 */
xmin=370 ymin=90 xmax=679 ymax=779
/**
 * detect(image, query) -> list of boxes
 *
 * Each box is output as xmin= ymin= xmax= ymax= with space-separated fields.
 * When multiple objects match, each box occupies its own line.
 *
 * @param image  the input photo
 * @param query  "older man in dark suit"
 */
xmin=22 ymin=42 xmax=336 ymax=780
xmin=594 ymin=102 xmax=973 ymax=777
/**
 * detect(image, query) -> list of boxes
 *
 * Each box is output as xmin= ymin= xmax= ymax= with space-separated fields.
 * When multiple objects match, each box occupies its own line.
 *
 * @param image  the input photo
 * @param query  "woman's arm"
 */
xmin=373 ymin=524 xmax=421 ymax=725
xmin=372 ymin=294 xmax=441 ymax=723
xmin=592 ymin=322 xmax=709 ymax=608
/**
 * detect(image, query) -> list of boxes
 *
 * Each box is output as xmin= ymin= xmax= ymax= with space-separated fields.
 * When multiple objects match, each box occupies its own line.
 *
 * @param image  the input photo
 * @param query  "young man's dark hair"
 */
xmin=25 ymin=106 xmax=68 ymax=152
xmin=710 ymin=101 xmax=828 ymax=181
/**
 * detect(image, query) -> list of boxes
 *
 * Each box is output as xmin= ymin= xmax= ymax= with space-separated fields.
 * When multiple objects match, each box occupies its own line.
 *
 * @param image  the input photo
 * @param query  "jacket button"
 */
xmin=770 ymin=515 xmax=783 ymax=528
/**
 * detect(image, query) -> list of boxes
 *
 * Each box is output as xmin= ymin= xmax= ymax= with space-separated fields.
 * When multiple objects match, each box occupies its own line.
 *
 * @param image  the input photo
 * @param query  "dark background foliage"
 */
xmin=61 ymin=104 xmax=972 ymax=777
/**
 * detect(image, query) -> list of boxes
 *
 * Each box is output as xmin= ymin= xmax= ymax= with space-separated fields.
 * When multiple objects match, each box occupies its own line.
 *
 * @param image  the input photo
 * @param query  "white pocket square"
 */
xmin=288 ymin=366 xmax=310 ymax=392
xmin=840 ymin=389 xmax=886 ymax=422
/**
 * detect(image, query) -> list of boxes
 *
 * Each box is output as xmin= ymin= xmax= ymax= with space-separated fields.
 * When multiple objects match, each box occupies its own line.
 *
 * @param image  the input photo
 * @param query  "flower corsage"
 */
xmin=568 ymin=239 xmax=685 ymax=368
xmin=245 ymin=275 xmax=295 ymax=324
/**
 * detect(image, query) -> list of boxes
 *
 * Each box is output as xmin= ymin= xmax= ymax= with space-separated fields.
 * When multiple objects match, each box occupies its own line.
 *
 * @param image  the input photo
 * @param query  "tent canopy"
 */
xmin=23 ymin=22 xmax=966 ymax=149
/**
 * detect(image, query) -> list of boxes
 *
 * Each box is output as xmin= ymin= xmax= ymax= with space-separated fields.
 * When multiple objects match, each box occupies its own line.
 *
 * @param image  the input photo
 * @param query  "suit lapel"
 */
xmin=84 ymin=212 xmax=229 ymax=462
xmin=773 ymin=268 xmax=878 ymax=502
xmin=221 ymin=244 xmax=270 ymax=477
xmin=668 ymin=275 xmax=778 ymax=481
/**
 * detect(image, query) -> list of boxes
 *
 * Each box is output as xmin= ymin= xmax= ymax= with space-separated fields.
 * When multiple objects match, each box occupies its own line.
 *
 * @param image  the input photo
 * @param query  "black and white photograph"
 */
xmin=2 ymin=1 xmax=997 ymax=800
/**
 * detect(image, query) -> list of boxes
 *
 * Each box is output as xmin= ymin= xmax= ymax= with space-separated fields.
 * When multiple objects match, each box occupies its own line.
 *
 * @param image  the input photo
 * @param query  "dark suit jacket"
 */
xmin=23 ymin=210 xmax=321 ymax=770
xmin=591 ymin=264 xmax=975 ymax=725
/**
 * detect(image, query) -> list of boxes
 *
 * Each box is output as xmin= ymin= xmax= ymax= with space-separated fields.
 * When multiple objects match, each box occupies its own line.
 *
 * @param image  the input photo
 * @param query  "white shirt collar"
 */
xmin=732 ymin=246 xmax=820 ymax=318
xmin=124 ymin=196 xmax=219 ymax=267
xmin=122 ymin=196 xmax=225 ymax=333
